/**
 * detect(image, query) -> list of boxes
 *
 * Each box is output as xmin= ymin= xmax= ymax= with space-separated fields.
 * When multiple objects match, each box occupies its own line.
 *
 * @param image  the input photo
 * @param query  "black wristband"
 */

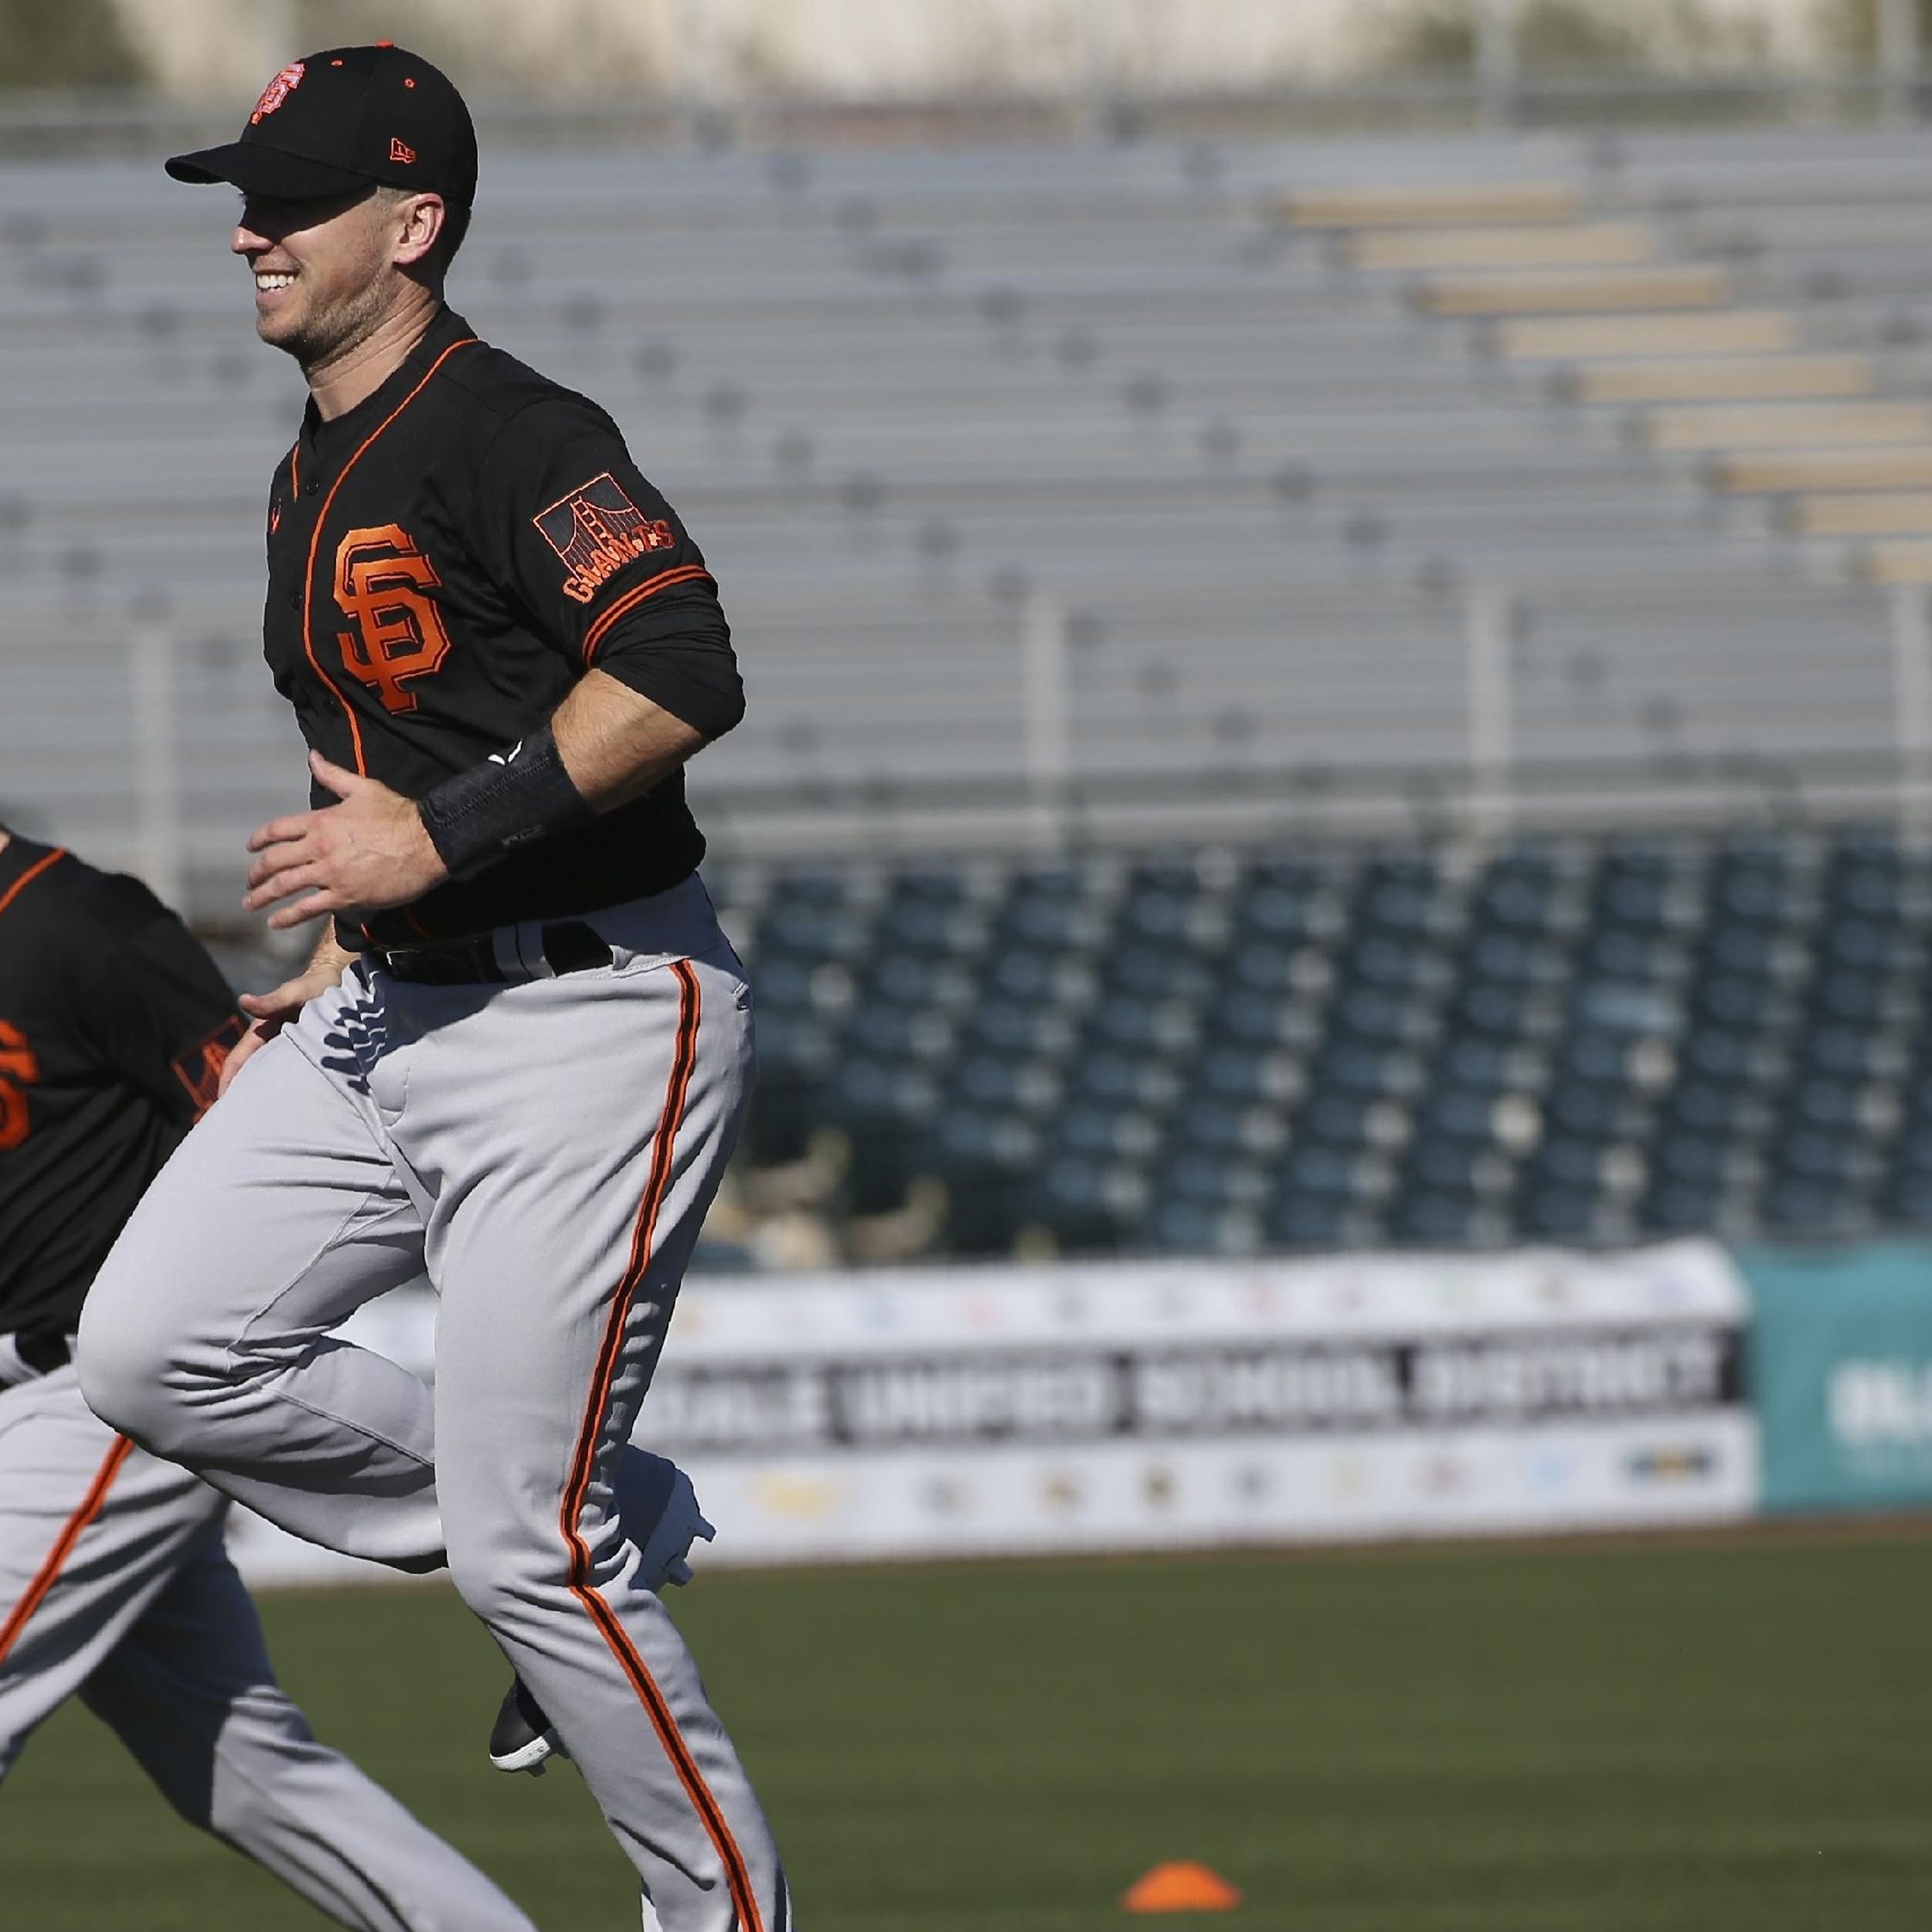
xmin=416 ymin=723 xmax=594 ymax=882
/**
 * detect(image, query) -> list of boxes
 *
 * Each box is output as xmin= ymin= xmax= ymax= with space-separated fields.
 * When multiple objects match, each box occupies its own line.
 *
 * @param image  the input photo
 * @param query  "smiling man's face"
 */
xmin=232 ymin=185 xmax=410 ymax=370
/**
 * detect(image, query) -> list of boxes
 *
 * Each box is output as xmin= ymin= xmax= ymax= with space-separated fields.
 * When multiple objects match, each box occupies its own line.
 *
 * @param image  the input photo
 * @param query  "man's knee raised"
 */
xmin=74 ymin=1274 xmax=196 ymax=1453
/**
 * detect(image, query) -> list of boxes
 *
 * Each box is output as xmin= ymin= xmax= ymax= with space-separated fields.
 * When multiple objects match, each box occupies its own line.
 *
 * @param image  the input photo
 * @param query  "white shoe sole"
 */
xmin=489 ymin=1731 xmax=560 ymax=1776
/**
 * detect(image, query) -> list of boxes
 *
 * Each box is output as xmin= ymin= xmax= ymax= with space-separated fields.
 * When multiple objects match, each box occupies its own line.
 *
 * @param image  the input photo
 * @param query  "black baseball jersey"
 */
xmin=0 ymin=837 xmax=244 ymax=1340
xmin=264 ymin=304 xmax=746 ymax=948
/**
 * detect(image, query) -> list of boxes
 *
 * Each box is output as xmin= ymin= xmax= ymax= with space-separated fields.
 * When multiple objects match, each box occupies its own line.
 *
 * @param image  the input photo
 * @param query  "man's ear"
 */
xmin=393 ymin=192 xmax=447 ymax=270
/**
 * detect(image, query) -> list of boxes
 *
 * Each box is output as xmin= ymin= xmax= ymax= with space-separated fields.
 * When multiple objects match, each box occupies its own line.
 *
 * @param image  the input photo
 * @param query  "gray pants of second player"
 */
xmin=78 ymin=879 xmax=789 ymax=1932
xmin=0 ymin=1367 xmax=533 ymax=1932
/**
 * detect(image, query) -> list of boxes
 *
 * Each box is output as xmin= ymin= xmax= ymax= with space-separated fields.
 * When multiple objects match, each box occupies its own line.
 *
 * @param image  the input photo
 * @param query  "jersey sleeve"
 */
xmin=473 ymin=398 xmax=746 ymax=741
xmin=80 ymin=897 xmax=246 ymax=1124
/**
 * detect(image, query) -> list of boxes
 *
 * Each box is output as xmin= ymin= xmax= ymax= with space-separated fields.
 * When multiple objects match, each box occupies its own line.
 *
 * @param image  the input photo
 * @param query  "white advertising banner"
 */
xmin=226 ymin=1240 xmax=1758 ymax=1585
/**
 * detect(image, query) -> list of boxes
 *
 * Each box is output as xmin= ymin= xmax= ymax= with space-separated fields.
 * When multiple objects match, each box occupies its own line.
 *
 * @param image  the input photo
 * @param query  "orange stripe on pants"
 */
xmin=557 ymin=960 xmax=766 ymax=1932
xmin=0 ymin=1434 xmax=134 ymax=1668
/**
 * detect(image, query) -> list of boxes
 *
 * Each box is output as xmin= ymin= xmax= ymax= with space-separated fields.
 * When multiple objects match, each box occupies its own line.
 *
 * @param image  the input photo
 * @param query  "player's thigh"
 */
xmin=0 ymin=1377 xmax=223 ymax=1767
xmin=424 ymin=951 xmax=750 ymax=1577
xmin=77 ymin=1032 xmax=423 ymax=1398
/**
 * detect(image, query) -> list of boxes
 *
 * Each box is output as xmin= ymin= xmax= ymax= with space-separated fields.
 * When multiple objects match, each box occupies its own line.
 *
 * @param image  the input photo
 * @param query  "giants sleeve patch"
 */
xmin=532 ymin=473 xmax=677 ymax=606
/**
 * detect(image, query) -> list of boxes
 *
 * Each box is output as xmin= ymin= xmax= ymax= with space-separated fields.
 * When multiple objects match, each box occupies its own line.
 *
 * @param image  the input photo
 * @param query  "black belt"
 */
xmin=371 ymin=920 xmax=614 ymax=986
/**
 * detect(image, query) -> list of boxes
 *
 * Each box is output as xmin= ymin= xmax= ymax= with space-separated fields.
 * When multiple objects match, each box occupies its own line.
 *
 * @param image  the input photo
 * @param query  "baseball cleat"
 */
xmin=488 ymin=1677 xmax=567 ymax=1776
xmin=488 ymin=1451 xmax=714 ymax=1776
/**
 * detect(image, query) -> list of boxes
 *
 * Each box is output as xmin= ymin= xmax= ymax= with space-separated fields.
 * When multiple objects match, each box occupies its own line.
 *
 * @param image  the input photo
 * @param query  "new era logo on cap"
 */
xmin=390 ymin=138 xmax=417 ymax=165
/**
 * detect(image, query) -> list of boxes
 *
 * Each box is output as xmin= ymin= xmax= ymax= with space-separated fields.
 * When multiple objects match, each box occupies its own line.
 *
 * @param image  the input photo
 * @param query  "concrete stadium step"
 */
xmin=1345 ymin=224 xmax=1653 ymax=271
xmin=1416 ymin=266 xmax=1732 ymax=317
xmin=1560 ymin=355 xmax=1875 ymax=405
xmin=1711 ymin=447 xmax=1932 ymax=493
xmin=1272 ymin=182 xmax=1580 ymax=230
xmin=1642 ymin=401 xmax=1932 ymax=451
xmin=1485 ymin=311 xmax=1800 ymax=359
xmin=1786 ymin=492 xmax=1932 ymax=537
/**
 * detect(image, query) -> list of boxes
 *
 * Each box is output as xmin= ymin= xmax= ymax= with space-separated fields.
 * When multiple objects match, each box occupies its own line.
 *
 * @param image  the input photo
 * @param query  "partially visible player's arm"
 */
xmin=219 ymin=922 xmax=354 ymax=1094
xmin=83 ymin=895 xmax=247 ymax=1117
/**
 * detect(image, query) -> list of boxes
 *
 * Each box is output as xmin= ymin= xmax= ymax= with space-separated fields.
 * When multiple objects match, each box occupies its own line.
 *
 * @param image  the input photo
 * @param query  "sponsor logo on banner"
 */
xmin=639 ymin=1328 xmax=1741 ymax=1456
xmin=1828 ymin=1359 xmax=1932 ymax=1447
xmin=1624 ymin=1445 xmax=1720 ymax=1483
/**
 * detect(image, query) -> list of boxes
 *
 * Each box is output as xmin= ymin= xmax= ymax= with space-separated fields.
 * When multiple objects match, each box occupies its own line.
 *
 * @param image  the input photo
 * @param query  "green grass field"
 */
xmin=9 ymin=1532 xmax=1932 ymax=1929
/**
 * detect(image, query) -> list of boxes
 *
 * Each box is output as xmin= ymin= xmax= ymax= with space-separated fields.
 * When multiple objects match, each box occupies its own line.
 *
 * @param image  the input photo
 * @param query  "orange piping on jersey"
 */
xmin=301 ymin=337 xmax=478 ymax=772
xmin=557 ymin=962 xmax=767 ymax=1932
xmin=0 ymin=1435 xmax=134 ymax=1668
xmin=581 ymin=563 xmax=716 ymax=667
xmin=0 ymin=847 xmax=66 ymax=920
xmin=288 ymin=440 xmax=301 ymax=497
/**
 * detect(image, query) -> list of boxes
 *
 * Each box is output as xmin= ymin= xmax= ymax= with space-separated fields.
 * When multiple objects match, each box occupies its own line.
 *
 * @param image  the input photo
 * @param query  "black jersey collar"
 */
xmin=302 ymin=304 xmax=476 ymax=459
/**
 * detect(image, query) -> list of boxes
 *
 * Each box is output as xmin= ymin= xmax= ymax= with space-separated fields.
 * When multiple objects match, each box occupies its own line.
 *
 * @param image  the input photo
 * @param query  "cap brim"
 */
xmin=165 ymin=141 xmax=375 ymax=200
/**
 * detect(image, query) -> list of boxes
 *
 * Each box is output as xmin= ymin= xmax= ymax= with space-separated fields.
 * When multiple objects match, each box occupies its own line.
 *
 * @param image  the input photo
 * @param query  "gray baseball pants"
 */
xmin=0 ymin=1366 xmax=534 ymax=1931
xmin=78 ymin=878 xmax=790 ymax=1932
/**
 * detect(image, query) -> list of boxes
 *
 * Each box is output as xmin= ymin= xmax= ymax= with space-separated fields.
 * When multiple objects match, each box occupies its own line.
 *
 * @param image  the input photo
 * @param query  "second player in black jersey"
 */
xmin=0 ymin=828 xmax=538 ymax=1929
xmin=0 ymin=835 xmax=242 ymax=1346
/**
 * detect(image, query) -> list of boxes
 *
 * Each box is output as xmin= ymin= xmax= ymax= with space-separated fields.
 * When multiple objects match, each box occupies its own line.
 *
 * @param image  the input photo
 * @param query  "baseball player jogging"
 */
xmin=76 ymin=44 xmax=790 ymax=1932
xmin=0 ymin=828 xmax=538 ymax=1932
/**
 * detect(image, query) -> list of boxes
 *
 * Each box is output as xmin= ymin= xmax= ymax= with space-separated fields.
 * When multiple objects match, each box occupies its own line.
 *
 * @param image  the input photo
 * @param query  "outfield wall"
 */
xmin=230 ymin=1237 xmax=1932 ymax=1586
xmin=1741 ymin=1244 xmax=1932 ymax=1518
xmin=226 ymin=1240 xmax=1775 ymax=1586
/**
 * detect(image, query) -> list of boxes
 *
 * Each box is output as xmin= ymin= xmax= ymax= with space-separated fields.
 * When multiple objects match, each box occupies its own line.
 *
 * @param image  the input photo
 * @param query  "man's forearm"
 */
xmin=408 ymin=669 xmax=708 ymax=887
xmin=551 ymin=668 xmax=707 ymax=811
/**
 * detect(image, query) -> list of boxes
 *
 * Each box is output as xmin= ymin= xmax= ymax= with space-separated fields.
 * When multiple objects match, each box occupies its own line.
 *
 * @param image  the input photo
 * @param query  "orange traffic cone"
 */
xmin=1122 ymin=1862 xmax=1243 ymax=1913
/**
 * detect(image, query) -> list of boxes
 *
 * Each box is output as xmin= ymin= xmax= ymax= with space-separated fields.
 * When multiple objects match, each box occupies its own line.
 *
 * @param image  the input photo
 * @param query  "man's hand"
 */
xmin=243 ymin=750 xmax=447 ymax=931
xmin=219 ymin=931 xmax=354 ymax=1097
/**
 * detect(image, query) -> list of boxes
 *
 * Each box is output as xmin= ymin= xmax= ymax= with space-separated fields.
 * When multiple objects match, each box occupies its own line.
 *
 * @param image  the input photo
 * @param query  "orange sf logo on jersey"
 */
xmin=333 ymin=526 xmax=454 ymax=715
xmin=0 ymin=1019 xmax=39 ymax=1152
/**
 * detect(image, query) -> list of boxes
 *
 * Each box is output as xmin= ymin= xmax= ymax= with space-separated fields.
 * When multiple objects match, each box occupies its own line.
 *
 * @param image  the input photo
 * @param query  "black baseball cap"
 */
xmin=165 ymin=43 xmax=476 ymax=211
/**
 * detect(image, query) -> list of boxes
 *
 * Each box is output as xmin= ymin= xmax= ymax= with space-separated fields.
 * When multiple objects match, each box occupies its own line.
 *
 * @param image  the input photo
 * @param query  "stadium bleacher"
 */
xmin=709 ymin=821 xmax=1932 ymax=1264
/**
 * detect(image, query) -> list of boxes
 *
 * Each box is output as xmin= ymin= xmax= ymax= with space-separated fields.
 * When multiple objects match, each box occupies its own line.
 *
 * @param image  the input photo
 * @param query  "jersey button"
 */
xmin=286 ymin=588 xmax=301 ymax=609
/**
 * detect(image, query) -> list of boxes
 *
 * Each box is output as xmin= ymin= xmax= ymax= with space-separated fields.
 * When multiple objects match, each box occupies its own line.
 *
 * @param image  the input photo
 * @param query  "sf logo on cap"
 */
xmin=250 ymin=62 xmax=305 ymax=125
